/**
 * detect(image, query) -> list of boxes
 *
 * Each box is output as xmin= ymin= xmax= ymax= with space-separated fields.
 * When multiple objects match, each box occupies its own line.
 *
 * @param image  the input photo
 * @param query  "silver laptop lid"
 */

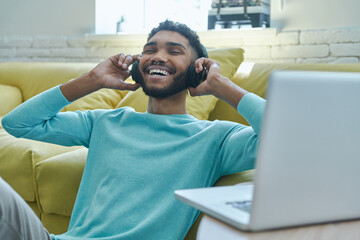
xmin=250 ymin=71 xmax=360 ymax=230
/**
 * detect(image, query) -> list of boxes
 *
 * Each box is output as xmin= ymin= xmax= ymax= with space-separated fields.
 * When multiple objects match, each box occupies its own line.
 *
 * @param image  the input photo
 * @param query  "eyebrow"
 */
xmin=144 ymin=41 xmax=187 ymax=50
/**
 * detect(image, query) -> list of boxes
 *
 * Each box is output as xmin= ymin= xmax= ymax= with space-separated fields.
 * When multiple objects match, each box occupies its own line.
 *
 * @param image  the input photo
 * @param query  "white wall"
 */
xmin=271 ymin=0 xmax=360 ymax=31
xmin=0 ymin=0 xmax=359 ymax=63
xmin=0 ymin=0 xmax=95 ymax=36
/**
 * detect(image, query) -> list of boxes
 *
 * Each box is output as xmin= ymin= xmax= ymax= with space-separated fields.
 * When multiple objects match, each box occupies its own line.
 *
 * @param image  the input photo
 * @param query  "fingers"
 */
xmin=189 ymin=58 xmax=223 ymax=97
xmin=133 ymin=54 xmax=142 ymax=62
xmin=118 ymin=54 xmax=132 ymax=69
xmin=194 ymin=57 xmax=219 ymax=73
xmin=117 ymin=53 xmax=142 ymax=70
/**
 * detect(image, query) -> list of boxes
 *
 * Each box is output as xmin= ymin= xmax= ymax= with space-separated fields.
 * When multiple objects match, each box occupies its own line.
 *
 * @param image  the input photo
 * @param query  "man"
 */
xmin=1 ymin=20 xmax=266 ymax=240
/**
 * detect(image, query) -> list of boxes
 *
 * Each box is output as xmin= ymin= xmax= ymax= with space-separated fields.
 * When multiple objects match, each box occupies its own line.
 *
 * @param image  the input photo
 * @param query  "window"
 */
xmin=96 ymin=0 xmax=212 ymax=34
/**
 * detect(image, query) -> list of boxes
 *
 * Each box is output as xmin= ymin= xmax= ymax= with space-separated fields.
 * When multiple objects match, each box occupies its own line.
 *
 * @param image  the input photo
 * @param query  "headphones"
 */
xmin=131 ymin=44 xmax=208 ymax=88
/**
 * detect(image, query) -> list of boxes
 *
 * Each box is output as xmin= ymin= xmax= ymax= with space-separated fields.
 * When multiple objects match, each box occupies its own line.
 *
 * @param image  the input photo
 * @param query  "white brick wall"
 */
xmin=17 ymin=48 xmax=50 ymax=57
xmin=0 ymin=37 xmax=32 ymax=47
xmin=242 ymin=27 xmax=359 ymax=63
xmin=330 ymin=43 xmax=360 ymax=57
xmin=243 ymin=46 xmax=271 ymax=59
xmin=0 ymin=27 xmax=359 ymax=64
xmin=271 ymin=45 xmax=329 ymax=59
xmin=33 ymin=37 xmax=68 ymax=48
xmin=0 ymin=48 xmax=16 ymax=57
xmin=300 ymin=28 xmax=360 ymax=44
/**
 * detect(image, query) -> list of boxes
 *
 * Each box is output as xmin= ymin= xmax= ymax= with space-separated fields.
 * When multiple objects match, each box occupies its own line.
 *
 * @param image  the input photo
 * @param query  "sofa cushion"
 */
xmin=0 ymin=62 xmax=96 ymax=102
xmin=116 ymin=48 xmax=245 ymax=120
xmin=0 ymin=84 xmax=22 ymax=116
xmin=62 ymin=88 xmax=128 ymax=111
xmin=41 ymin=213 xmax=70 ymax=235
xmin=207 ymin=47 xmax=244 ymax=79
xmin=233 ymin=62 xmax=360 ymax=100
xmin=214 ymin=170 xmax=255 ymax=186
xmin=35 ymin=148 xmax=87 ymax=216
xmin=0 ymin=129 xmax=80 ymax=201
xmin=209 ymin=62 xmax=360 ymax=125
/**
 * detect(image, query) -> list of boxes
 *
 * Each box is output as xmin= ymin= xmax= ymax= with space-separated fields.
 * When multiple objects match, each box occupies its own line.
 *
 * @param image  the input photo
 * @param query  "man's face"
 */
xmin=137 ymin=30 xmax=194 ymax=98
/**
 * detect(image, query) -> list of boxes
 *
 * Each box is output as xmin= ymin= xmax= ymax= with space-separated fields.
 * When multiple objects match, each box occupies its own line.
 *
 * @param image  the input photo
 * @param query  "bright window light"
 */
xmin=96 ymin=0 xmax=212 ymax=34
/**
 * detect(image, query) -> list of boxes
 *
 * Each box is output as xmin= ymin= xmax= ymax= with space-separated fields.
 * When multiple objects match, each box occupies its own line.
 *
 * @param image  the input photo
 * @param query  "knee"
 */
xmin=0 ymin=178 xmax=19 ymax=214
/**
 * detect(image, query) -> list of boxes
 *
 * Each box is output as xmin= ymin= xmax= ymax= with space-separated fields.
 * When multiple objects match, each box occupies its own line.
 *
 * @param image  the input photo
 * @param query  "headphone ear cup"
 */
xmin=186 ymin=63 xmax=207 ymax=88
xmin=131 ymin=60 xmax=140 ymax=83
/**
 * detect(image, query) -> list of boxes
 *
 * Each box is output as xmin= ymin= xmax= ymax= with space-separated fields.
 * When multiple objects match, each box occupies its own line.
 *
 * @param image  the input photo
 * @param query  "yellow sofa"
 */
xmin=1 ymin=49 xmax=359 ymax=239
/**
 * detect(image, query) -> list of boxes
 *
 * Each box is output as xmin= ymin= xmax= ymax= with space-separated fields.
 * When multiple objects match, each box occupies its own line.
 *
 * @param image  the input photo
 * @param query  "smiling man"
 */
xmin=136 ymin=29 xmax=197 ymax=99
xmin=1 ymin=20 xmax=266 ymax=240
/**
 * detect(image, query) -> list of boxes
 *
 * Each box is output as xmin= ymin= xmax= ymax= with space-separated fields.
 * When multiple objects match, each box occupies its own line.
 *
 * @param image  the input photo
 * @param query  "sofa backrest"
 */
xmin=0 ymin=62 xmax=96 ymax=101
xmin=1 ymin=61 xmax=360 ymax=124
xmin=209 ymin=62 xmax=360 ymax=125
xmin=0 ymin=47 xmax=245 ymax=119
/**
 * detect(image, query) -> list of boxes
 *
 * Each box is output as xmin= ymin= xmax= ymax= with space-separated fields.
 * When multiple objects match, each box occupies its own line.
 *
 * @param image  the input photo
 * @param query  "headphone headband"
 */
xmin=199 ymin=44 xmax=208 ymax=58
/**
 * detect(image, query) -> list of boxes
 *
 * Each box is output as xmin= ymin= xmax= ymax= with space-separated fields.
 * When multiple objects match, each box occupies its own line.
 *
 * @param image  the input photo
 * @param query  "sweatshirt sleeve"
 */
xmin=218 ymin=93 xmax=266 ymax=176
xmin=237 ymin=93 xmax=266 ymax=136
xmin=1 ymin=86 xmax=95 ymax=148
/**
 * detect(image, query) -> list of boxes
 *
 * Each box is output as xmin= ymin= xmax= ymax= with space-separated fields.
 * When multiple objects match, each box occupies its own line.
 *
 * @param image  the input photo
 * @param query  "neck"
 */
xmin=147 ymin=90 xmax=188 ymax=115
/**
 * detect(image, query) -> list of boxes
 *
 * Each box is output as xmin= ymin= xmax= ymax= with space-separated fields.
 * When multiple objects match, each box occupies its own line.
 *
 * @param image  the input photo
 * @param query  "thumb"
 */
xmin=188 ymin=87 xmax=198 ymax=97
xmin=121 ymin=82 xmax=141 ymax=91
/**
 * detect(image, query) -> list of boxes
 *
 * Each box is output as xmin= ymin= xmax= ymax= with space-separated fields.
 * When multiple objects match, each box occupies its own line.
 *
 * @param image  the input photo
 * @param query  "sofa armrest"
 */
xmin=0 ymin=84 xmax=22 ymax=116
xmin=34 ymin=148 xmax=87 ymax=216
xmin=0 ymin=129 xmax=81 ymax=201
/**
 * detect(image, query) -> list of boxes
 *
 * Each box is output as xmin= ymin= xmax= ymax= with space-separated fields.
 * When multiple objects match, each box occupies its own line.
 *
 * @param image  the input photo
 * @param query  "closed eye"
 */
xmin=168 ymin=47 xmax=184 ymax=55
xmin=169 ymin=50 xmax=181 ymax=55
xmin=143 ymin=49 xmax=156 ymax=54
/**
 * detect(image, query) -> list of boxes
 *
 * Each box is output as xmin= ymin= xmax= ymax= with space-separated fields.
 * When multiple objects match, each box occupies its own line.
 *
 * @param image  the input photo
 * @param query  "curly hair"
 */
xmin=147 ymin=20 xmax=207 ymax=59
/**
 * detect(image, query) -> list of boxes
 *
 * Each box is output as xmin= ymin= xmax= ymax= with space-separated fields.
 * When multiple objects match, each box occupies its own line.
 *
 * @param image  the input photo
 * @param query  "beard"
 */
xmin=136 ymin=70 xmax=188 ymax=99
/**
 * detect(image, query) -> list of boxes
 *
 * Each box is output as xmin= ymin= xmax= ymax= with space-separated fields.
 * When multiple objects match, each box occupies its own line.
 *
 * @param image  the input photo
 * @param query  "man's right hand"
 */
xmin=89 ymin=53 xmax=141 ymax=90
xmin=60 ymin=53 xmax=141 ymax=102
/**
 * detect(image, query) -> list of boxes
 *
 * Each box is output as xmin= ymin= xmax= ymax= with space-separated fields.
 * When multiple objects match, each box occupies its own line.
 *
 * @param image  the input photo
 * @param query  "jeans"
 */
xmin=0 ymin=177 xmax=51 ymax=240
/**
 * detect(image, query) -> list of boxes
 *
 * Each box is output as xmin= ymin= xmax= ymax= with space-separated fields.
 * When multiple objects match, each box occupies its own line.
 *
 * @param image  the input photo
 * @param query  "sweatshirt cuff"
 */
xmin=237 ymin=93 xmax=266 ymax=133
xmin=43 ymin=85 xmax=72 ymax=111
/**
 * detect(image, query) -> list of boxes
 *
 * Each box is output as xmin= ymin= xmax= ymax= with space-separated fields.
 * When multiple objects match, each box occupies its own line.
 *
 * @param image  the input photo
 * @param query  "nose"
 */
xmin=151 ymin=49 xmax=168 ymax=63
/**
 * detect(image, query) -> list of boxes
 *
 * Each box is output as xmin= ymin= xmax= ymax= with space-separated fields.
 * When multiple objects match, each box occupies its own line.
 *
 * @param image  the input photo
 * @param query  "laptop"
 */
xmin=175 ymin=70 xmax=360 ymax=231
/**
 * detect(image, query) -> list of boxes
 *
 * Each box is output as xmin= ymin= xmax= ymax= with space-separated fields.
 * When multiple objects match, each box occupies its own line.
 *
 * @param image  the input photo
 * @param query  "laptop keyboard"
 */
xmin=225 ymin=200 xmax=252 ymax=213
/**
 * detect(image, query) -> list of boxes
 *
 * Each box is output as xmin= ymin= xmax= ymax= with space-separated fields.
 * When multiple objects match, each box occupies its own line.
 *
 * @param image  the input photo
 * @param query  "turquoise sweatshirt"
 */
xmin=2 ymin=86 xmax=266 ymax=240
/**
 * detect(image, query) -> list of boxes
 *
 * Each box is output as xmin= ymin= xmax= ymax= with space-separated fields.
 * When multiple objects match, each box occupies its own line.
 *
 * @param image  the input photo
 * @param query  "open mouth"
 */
xmin=149 ymin=68 xmax=171 ymax=76
xmin=144 ymin=64 xmax=175 ymax=78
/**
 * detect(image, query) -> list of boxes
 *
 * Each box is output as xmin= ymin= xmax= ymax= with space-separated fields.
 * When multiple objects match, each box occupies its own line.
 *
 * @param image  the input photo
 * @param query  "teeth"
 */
xmin=149 ymin=69 xmax=170 ymax=76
